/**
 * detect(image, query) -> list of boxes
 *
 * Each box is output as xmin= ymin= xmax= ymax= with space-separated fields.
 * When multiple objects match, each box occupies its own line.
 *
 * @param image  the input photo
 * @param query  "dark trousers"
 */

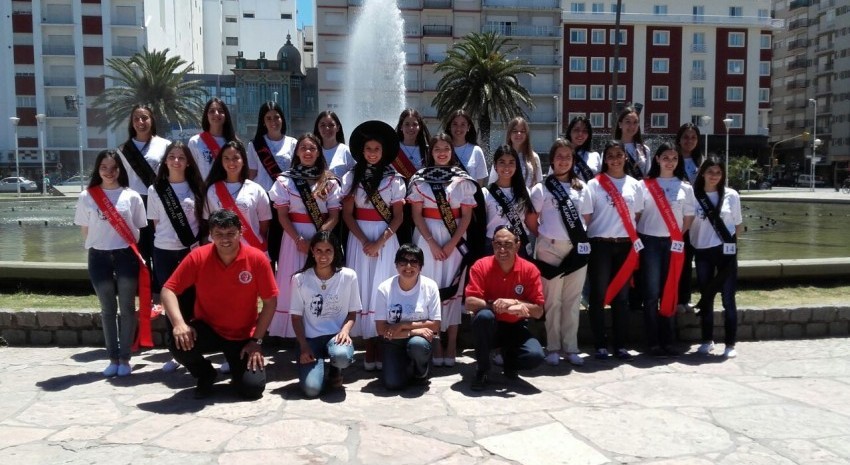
xmin=472 ymin=309 xmax=544 ymax=374
xmin=139 ymin=195 xmax=156 ymax=291
xmin=677 ymin=231 xmax=696 ymax=304
xmin=639 ymin=234 xmax=674 ymax=348
xmin=168 ymin=320 xmax=266 ymax=399
xmin=152 ymin=247 xmax=195 ymax=344
xmin=267 ymin=205 xmax=282 ymax=269
xmin=695 ymin=245 xmax=738 ymax=346
xmin=587 ymin=240 xmax=631 ymax=351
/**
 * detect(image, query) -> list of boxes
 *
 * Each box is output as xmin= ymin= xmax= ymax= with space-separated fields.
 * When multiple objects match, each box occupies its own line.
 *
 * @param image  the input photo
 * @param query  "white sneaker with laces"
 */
xmin=218 ymin=361 xmax=231 ymax=374
xmin=566 ymin=353 xmax=585 ymax=366
xmin=544 ymin=352 xmax=560 ymax=366
xmin=723 ymin=346 xmax=737 ymax=358
xmin=162 ymin=359 xmax=180 ymax=373
xmin=697 ymin=342 xmax=715 ymax=355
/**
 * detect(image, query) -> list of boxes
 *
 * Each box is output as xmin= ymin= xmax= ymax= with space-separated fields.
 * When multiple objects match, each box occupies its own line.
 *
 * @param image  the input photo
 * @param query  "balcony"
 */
xmin=405 ymin=78 xmax=420 ymax=92
xmin=819 ymin=62 xmax=834 ymax=73
xmin=423 ymin=53 xmax=446 ymax=64
xmin=691 ymin=98 xmax=705 ymax=107
xmin=512 ymin=54 xmax=560 ymax=66
xmin=423 ymin=25 xmax=452 ymax=37
xmin=404 ymin=25 xmax=420 ymax=37
xmin=788 ymin=58 xmax=811 ymax=70
xmin=815 ymin=42 xmax=834 ymax=53
xmin=789 ymin=0 xmax=811 ymax=10
xmin=528 ymin=84 xmax=560 ymax=95
xmin=690 ymin=70 xmax=706 ymax=80
xmin=44 ymin=76 xmax=77 ymax=87
xmin=46 ymin=106 xmax=78 ymax=117
xmin=42 ymin=44 xmax=75 ymax=56
xmin=563 ymin=11 xmax=783 ymax=29
xmin=423 ymin=78 xmax=440 ymax=91
xmin=111 ymin=16 xmax=140 ymax=27
xmin=787 ymin=39 xmax=810 ymax=50
xmin=42 ymin=12 xmax=73 ymax=25
xmin=483 ymin=0 xmax=560 ymax=9
xmin=398 ymin=0 xmax=421 ymax=8
xmin=111 ymin=46 xmax=139 ymax=57
xmin=482 ymin=23 xmax=561 ymax=38
xmin=786 ymin=79 xmax=809 ymax=90
xmin=690 ymin=44 xmax=707 ymax=53
xmin=423 ymin=0 xmax=452 ymax=8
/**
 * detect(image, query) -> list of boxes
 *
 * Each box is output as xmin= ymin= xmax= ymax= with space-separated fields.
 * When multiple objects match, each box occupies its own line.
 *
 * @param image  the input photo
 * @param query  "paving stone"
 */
xmin=64 ymin=312 xmax=94 ymax=328
xmin=150 ymin=418 xmax=245 ymax=452
xmin=225 ymin=419 xmax=347 ymax=450
xmin=0 ymin=329 xmax=26 ymax=345
xmin=782 ymin=324 xmax=804 ymax=339
xmin=357 ymin=423 xmax=461 ymax=465
xmin=765 ymin=438 xmax=848 ymax=464
xmin=810 ymin=307 xmax=837 ymax=322
xmin=477 ymin=422 xmax=608 ymax=465
xmin=713 ymin=404 xmax=850 ymax=439
xmin=716 ymin=443 xmax=799 ymax=465
xmin=788 ymin=308 xmax=812 ymax=323
xmin=35 ymin=311 xmax=64 ymax=328
xmin=0 ymin=426 xmax=54 ymax=449
xmin=805 ymin=322 xmax=828 ymax=337
xmin=13 ymin=312 xmax=38 ymax=329
xmin=29 ymin=330 xmax=53 ymax=345
xmin=816 ymin=436 xmax=850 ymax=460
xmin=829 ymin=321 xmax=849 ymax=336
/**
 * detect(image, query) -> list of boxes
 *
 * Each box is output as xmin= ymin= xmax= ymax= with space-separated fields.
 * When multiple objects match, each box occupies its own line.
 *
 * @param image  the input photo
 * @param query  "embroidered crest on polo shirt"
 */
xmin=238 ymin=271 xmax=253 ymax=284
xmin=514 ymin=284 xmax=524 ymax=295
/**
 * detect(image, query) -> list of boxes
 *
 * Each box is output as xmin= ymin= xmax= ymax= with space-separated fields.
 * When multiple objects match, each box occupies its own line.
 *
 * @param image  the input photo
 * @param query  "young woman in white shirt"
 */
xmin=565 ymin=116 xmax=602 ymax=183
xmin=313 ymin=111 xmax=355 ymax=178
xmin=675 ymin=122 xmax=704 ymax=314
xmin=488 ymin=117 xmax=542 ymax=188
xmin=614 ymin=106 xmax=650 ymax=180
xmin=483 ymin=145 xmax=534 ymax=257
xmin=445 ymin=110 xmax=488 ymax=185
xmin=189 ymin=97 xmax=237 ymax=180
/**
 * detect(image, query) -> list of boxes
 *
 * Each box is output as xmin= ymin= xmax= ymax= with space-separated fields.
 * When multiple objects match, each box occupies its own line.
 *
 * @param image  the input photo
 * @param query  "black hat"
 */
xmin=349 ymin=120 xmax=399 ymax=167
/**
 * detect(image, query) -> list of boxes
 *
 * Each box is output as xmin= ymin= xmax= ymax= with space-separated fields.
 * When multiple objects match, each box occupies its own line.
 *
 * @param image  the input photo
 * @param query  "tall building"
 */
xmin=771 ymin=0 xmax=849 ymax=186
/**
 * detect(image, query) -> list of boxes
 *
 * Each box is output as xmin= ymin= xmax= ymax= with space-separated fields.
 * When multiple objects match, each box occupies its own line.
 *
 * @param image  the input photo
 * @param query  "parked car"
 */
xmin=0 ymin=176 xmax=39 ymax=193
xmin=57 ymin=175 xmax=90 ymax=186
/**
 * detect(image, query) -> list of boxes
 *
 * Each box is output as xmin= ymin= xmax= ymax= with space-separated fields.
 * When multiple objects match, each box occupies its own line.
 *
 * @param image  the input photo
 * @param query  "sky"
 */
xmin=297 ymin=0 xmax=314 ymax=27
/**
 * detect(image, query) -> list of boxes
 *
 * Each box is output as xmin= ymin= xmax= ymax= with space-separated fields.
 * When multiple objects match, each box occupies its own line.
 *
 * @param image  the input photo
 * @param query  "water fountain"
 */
xmin=339 ymin=0 xmax=407 ymax=135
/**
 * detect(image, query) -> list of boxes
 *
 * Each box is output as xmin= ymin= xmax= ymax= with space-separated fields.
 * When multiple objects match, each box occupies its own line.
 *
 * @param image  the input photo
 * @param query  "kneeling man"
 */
xmin=465 ymin=225 xmax=545 ymax=391
xmin=162 ymin=209 xmax=278 ymax=399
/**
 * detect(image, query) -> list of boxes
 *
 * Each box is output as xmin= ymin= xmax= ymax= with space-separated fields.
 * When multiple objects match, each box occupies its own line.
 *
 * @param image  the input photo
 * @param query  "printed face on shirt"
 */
xmin=388 ymin=304 xmax=403 ymax=324
xmin=679 ymin=128 xmax=699 ymax=154
xmin=618 ymin=112 xmax=640 ymax=139
xmin=210 ymin=226 xmax=242 ymax=255
xmin=310 ymin=294 xmax=324 ymax=317
xmin=551 ymin=146 xmax=575 ymax=176
xmin=131 ymin=108 xmax=153 ymax=137
xmin=570 ymin=121 xmax=590 ymax=147
xmin=363 ymin=140 xmax=383 ymax=165
xmin=264 ymin=110 xmax=283 ymax=135
xmin=431 ymin=139 xmax=453 ymax=166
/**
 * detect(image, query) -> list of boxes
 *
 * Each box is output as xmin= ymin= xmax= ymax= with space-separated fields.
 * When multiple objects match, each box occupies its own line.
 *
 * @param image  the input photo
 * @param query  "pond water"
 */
xmin=0 ymin=198 xmax=848 ymax=263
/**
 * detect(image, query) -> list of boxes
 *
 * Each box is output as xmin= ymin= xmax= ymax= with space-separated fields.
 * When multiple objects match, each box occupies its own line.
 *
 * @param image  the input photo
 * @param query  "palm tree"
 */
xmin=432 ymin=32 xmax=536 ymax=159
xmin=93 ymin=47 xmax=207 ymax=135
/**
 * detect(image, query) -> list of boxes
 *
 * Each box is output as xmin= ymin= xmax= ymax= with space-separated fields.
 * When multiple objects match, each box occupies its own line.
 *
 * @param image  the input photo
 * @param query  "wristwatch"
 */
xmin=252 ymin=337 xmax=263 ymax=345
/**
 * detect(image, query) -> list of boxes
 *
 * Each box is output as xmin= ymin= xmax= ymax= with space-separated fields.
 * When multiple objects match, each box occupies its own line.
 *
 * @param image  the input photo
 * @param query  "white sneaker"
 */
xmin=492 ymin=353 xmax=504 ymax=366
xmin=566 ymin=353 xmax=585 ymax=366
xmin=162 ymin=359 xmax=180 ymax=373
xmin=443 ymin=358 xmax=456 ymax=367
xmin=697 ymin=342 xmax=715 ymax=355
xmin=544 ymin=352 xmax=560 ymax=366
xmin=723 ymin=346 xmax=737 ymax=358
xmin=218 ymin=361 xmax=231 ymax=374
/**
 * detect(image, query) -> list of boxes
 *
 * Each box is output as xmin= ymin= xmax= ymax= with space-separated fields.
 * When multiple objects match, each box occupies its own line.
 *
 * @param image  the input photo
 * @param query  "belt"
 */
xmin=289 ymin=212 xmax=328 ymax=224
xmin=591 ymin=237 xmax=631 ymax=243
xmin=355 ymin=208 xmax=385 ymax=221
xmin=422 ymin=207 xmax=460 ymax=220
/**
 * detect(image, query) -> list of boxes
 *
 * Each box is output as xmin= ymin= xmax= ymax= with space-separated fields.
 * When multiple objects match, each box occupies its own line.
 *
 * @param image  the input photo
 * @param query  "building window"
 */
xmin=609 ymin=57 xmax=627 ymax=72
xmin=729 ymin=6 xmax=742 ymax=17
xmin=727 ymin=86 xmax=744 ymax=101
xmin=590 ymin=112 xmax=605 ymax=128
xmin=225 ymin=16 xmax=237 ymax=23
xmin=608 ymin=85 xmax=626 ymax=100
xmin=226 ymin=55 xmax=237 ymax=65
xmin=652 ymin=58 xmax=669 ymax=73
xmin=570 ymin=2 xmax=586 ymax=12
xmin=651 ymin=113 xmax=668 ymax=128
xmin=570 ymin=29 xmax=587 ymax=44
xmin=759 ymin=88 xmax=770 ymax=103
xmin=758 ymin=8 xmax=769 ymax=18
xmin=591 ymin=29 xmax=606 ymax=44
xmin=652 ymin=86 xmax=669 ymax=101
xmin=653 ymin=30 xmax=670 ymax=45
xmin=569 ymin=85 xmax=586 ymax=100
xmin=759 ymin=61 xmax=770 ymax=76
xmin=569 ymin=57 xmax=587 ymax=72
xmin=760 ymin=34 xmax=771 ymax=49
xmin=691 ymin=87 xmax=705 ymax=107
xmin=243 ymin=12 xmax=255 ymax=18
xmin=653 ymin=5 xmax=668 ymax=15
xmin=590 ymin=85 xmax=605 ymax=100
xmin=592 ymin=2 xmax=604 ymax=13
xmin=726 ymin=114 xmax=743 ymax=128
xmin=225 ymin=37 xmax=238 ymax=46
xmin=727 ymin=59 xmax=744 ymax=74
xmin=610 ymin=29 xmax=627 ymax=45
xmin=590 ymin=57 xmax=605 ymax=72
xmin=610 ymin=3 xmax=624 ymax=13
xmin=281 ymin=13 xmax=292 ymax=19
xmin=693 ymin=5 xmax=705 ymax=20
xmin=728 ymin=32 xmax=745 ymax=47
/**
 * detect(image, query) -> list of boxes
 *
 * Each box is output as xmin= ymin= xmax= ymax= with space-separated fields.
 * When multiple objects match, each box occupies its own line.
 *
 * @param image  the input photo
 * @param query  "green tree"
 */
xmin=431 ymin=32 xmax=535 ymax=159
xmin=93 ymin=47 xmax=207 ymax=135
xmin=728 ymin=156 xmax=762 ymax=191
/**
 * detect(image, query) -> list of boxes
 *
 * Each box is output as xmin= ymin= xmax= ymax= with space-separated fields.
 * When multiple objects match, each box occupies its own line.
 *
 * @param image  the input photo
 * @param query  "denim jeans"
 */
xmin=153 ymin=246 xmax=195 ymax=344
xmin=639 ymin=234 xmax=674 ymax=348
xmin=88 ymin=247 xmax=138 ymax=361
xmin=381 ymin=336 xmax=432 ymax=390
xmin=587 ymin=240 xmax=632 ymax=351
xmin=472 ymin=309 xmax=544 ymax=374
xmin=296 ymin=334 xmax=355 ymax=398
xmin=168 ymin=320 xmax=266 ymax=399
xmin=695 ymin=245 xmax=738 ymax=346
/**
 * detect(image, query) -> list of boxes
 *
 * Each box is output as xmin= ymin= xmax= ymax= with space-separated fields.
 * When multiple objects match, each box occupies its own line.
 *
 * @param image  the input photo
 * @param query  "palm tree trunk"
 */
xmin=478 ymin=114 xmax=492 ymax=165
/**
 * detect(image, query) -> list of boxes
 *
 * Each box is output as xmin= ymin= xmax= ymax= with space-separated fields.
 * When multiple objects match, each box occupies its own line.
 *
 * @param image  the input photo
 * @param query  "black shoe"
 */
xmin=647 ymin=346 xmax=668 ymax=358
xmin=615 ymin=348 xmax=634 ymax=361
xmin=662 ymin=345 xmax=682 ymax=357
xmin=502 ymin=368 xmax=519 ymax=380
xmin=470 ymin=371 xmax=488 ymax=391
xmin=194 ymin=372 xmax=217 ymax=399
xmin=411 ymin=374 xmax=430 ymax=387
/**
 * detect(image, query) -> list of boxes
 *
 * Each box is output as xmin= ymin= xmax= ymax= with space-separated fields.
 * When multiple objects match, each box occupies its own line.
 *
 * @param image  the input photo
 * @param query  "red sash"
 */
xmin=199 ymin=132 xmax=222 ymax=159
xmin=644 ymin=178 xmax=685 ymax=317
xmin=214 ymin=182 xmax=267 ymax=251
xmin=88 ymin=186 xmax=153 ymax=350
xmin=596 ymin=174 xmax=642 ymax=306
xmin=393 ymin=148 xmax=418 ymax=179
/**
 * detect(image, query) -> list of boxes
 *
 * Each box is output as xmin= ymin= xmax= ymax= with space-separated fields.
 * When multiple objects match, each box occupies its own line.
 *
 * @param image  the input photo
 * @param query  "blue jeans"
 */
xmin=296 ymin=334 xmax=355 ymax=398
xmin=88 ymin=247 xmax=138 ymax=361
xmin=153 ymin=247 xmax=195 ymax=343
xmin=695 ymin=245 xmax=738 ymax=346
xmin=472 ymin=309 xmax=544 ymax=374
xmin=381 ymin=336 xmax=432 ymax=390
xmin=639 ymin=234 xmax=674 ymax=348
xmin=587 ymin=240 xmax=632 ymax=351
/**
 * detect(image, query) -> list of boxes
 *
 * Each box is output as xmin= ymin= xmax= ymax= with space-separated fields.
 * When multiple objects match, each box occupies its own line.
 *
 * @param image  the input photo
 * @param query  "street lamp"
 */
xmin=808 ymin=98 xmax=818 ymax=192
xmin=10 ymin=117 xmax=20 ymax=197
xmin=722 ymin=117 xmax=733 ymax=187
xmin=770 ymin=131 xmax=810 ymax=179
xmin=35 ymin=113 xmax=47 ymax=195
xmin=553 ymin=95 xmax=560 ymax=138
xmin=700 ymin=115 xmax=712 ymax=155
xmin=65 ymin=95 xmax=85 ymax=193
xmin=272 ymin=91 xmax=279 ymax=103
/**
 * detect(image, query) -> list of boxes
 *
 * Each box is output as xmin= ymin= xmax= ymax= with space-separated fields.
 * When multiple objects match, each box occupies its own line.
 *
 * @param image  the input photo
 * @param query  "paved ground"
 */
xmin=2 ymin=338 xmax=850 ymax=464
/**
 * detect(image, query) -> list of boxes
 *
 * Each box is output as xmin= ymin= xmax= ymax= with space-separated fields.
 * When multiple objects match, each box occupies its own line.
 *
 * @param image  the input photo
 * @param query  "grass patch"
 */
xmin=0 ymin=292 xmax=99 ymax=310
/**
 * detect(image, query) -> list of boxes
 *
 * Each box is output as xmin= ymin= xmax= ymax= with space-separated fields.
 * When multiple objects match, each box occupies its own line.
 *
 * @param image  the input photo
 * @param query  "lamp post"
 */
xmin=808 ymin=98 xmax=818 ymax=192
xmin=770 ymin=131 xmax=810 ymax=179
xmin=35 ymin=113 xmax=47 ymax=195
xmin=722 ymin=117 xmax=733 ymax=187
xmin=10 ymin=117 xmax=20 ymax=197
xmin=553 ymin=95 xmax=560 ymax=138
xmin=272 ymin=91 xmax=278 ymax=103
xmin=700 ymin=115 xmax=712 ymax=155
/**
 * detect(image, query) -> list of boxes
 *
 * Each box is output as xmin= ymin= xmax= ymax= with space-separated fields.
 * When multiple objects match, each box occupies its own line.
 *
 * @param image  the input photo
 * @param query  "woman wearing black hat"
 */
xmin=342 ymin=121 xmax=406 ymax=371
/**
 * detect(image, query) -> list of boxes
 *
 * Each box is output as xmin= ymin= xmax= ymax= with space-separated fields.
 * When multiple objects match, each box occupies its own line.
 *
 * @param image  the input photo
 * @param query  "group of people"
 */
xmin=74 ymin=100 xmax=743 ymax=398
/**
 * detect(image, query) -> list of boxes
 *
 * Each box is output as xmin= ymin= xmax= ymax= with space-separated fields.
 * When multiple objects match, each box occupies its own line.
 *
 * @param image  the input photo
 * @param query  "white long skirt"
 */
xmin=415 ymin=217 xmax=465 ymax=331
xmin=347 ymin=219 xmax=400 ymax=339
xmin=268 ymin=221 xmax=315 ymax=338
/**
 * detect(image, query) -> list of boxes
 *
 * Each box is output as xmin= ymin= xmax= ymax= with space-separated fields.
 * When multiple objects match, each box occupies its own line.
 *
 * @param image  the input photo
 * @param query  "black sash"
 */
xmin=254 ymin=135 xmax=284 ymax=180
xmin=695 ymin=190 xmax=736 ymax=245
xmin=488 ymin=184 xmax=530 ymax=248
xmin=694 ymin=189 xmax=738 ymax=311
xmin=154 ymin=180 xmax=198 ymax=248
xmin=625 ymin=145 xmax=645 ymax=180
xmin=573 ymin=150 xmax=595 ymax=182
xmin=293 ymin=177 xmax=325 ymax=231
xmin=533 ymin=176 xmax=590 ymax=279
xmin=366 ymin=183 xmax=393 ymax=225
xmin=120 ymin=139 xmax=156 ymax=188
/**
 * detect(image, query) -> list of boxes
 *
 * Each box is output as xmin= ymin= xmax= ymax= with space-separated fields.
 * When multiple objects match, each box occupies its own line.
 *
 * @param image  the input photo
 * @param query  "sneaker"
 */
xmin=432 ymin=357 xmax=445 ymax=367
xmin=194 ymin=372 xmax=217 ymax=399
xmin=502 ymin=368 xmax=519 ymax=380
xmin=697 ymin=342 xmax=715 ymax=355
xmin=102 ymin=362 xmax=119 ymax=377
xmin=647 ymin=346 xmax=667 ymax=358
xmin=470 ymin=371 xmax=488 ymax=391
xmin=162 ymin=359 xmax=181 ymax=373
xmin=663 ymin=345 xmax=682 ymax=357
xmin=594 ymin=348 xmax=610 ymax=360
xmin=443 ymin=358 xmax=456 ymax=367
xmin=723 ymin=346 xmax=737 ymax=358
xmin=218 ymin=361 xmax=231 ymax=374
xmin=117 ymin=363 xmax=132 ymax=377
xmin=492 ymin=353 xmax=504 ymax=366
xmin=544 ymin=352 xmax=561 ymax=366
xmin=615 ymin=348 xmax=634 ymax=361
xmin=566 ymin=353 xmax=585 ymax=366
xmin=363 ymin=360 xmax=378 ymax=371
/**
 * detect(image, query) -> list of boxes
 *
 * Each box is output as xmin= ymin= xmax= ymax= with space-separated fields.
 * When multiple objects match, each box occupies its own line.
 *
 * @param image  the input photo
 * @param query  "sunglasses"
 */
xmin=396 ymin=258 xmax=421 ymax=267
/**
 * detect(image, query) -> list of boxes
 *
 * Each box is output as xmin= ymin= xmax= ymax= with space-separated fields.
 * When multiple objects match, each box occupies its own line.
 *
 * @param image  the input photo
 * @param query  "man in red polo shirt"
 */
xmin=465 ymin=225 xmax=545 ymax=391
xmin=162 ymin=209 xmax=278 ymax=399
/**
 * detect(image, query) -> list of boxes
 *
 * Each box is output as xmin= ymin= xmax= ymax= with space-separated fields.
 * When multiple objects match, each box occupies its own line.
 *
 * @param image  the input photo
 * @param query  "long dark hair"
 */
xmin=297 ymin=230 xmax=345 ymax=275
xmin=548 ymin=139 xmax=583 ymax=191
xmin=205 ymin=140 xmax=250 ymax=191
xmin=312 ymin=110 xmax=345 ymax=145
xmin=347 ymin=138 xmax=390 ymax=197
xmin=614 ymin=106 xmax=644 ymax=144
xmin=646 ymin=142 xmax=686 ymax=180
xmin=156 ymin=141 xmax=206 ymax=223
xmin=600 ymin=140 xmax=627 ymax=174
xmin=489 ymin=145 xmax=533 ymax=212
xmin=424 ymin=132 xmax=462 ymax=167
xmin=88 ymin=150 xmax=129 ymax=188
xmin=396 ymin=108 xmax=431 ymax=157
xmin=292 ymin=133 xmax=334 ymax=200
xmin=675 ymin=122 xmax=703 ymax=165
xmin=565 ymin=116 xmax=594 ymax=153
xmin=444 ymin=109 xmax=478 ymax=145
xmin=127 ymin=103 xmax=157 ymax=139
xmin=201 ymin=97 xmax=237 ymax=142
xmin=693 ymin=157 xmax=726 ymax=201
xmin=253 ymin=101 xmax=288 ymax=141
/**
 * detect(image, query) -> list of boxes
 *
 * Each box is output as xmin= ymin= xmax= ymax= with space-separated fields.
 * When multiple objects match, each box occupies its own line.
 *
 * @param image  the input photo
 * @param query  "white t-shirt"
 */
xmin=74 ymin=187 xmax=147 ymax=250
xmin=188 ymin=133 xmax=227 ymax=180
xmin=582 ymin=174 xmax=643 ymax=238
xmin=118 ymin=136 xmax=170 ymax=195
xmin=374 ymin=275 xmax=441 ymax=324
xmin=453 ymin=143 xmax=488 ymax=181
xmin=290 ymin=267 xmax=361 ymax=338
xmin=203 ymin=179 xmax=272 ymax=245
xmin=146 ymin=182 xmax=201 ymax=250
xmin=325 ymin=144 xmax=356 ymax=178
xmin=529 ymin=179 xmax=590 ymax=241
xmin=247 ymin=135 xmax=297 ymax=190
xmin=487 ymin=151 xmax=543 ymax=188
xmin=690 ymin=189 xmax=743 ymax=249
xmin=637 ymin=177 xmax=696 ymax=237
xmin=574 ymin=149 xmax=602 ymax=182
xmin=483 ymin=185 xmax=532 ymax=238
